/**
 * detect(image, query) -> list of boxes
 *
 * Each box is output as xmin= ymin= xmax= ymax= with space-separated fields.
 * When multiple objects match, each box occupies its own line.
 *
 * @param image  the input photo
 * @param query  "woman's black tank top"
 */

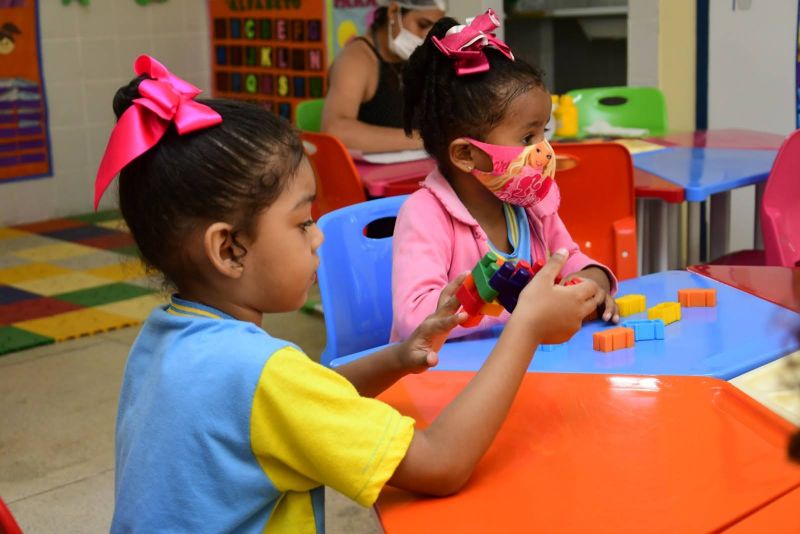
xmin=355 ymin=34 xmax=405 ymax=129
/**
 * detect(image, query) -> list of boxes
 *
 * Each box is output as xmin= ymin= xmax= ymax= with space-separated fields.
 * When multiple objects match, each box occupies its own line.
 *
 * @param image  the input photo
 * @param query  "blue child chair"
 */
xmin=317 ymin=195 xmax=408 ymax=367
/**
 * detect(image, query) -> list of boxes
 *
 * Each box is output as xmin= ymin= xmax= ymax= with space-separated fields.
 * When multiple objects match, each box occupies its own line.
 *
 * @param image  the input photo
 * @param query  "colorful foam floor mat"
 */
xmin=0 ymin=210 xmax=166 ymax=356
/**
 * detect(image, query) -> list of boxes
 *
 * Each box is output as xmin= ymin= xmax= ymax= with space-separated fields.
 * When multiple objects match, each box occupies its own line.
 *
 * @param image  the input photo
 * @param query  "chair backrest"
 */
xmin=553 ymin=142 xmax=638 ymax=280
xmin=566 ymin=86 xmax=668 ymax=137
xmin=301 ymin=132 xmax=367 ymax=220
xmin=295 ymin=98 xmax=325 ymax=132
xmin=317 ymin=195 xmax=407 ymax=366
xmin=0 ymin=497 xmax=22 ymax=534
xmin=762 ymin=129 xmax=800 ymax=267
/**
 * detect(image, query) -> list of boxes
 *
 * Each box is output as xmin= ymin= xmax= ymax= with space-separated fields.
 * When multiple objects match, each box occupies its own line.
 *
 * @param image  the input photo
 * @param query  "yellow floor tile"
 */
xmin=14 ymin=308 xmax=140 ymax=341
xmin=85 ymin=260 xmax=147 ymax=281
xmin=97 ymin=294 xmax=167 ymax=321
xmin=0 ymin=228 xmax=29 ymax=240
xmin=95 ymin=219 xmax=128 ymax=232
xmin=11 ymin=272 xmax=111 ymax=296
xmin=0 ymin=263 xmax=71 ymax=284
xmin=12 ymin=242 xmax=98 ymax=262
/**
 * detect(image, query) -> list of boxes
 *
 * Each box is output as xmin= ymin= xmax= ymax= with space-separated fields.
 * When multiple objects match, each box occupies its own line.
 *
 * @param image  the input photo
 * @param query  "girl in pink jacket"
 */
xmin=391 ymin=10 xmax=620 ymax=341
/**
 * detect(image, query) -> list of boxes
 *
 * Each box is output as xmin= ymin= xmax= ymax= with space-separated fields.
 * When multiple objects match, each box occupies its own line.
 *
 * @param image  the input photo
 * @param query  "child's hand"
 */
xmin=511 ymin=249 xmax=604 ymax=345
xmin=402 ymin=274 xmax=469 ymax=373
xmin=562 ymin=267 xmax=619 ymax=323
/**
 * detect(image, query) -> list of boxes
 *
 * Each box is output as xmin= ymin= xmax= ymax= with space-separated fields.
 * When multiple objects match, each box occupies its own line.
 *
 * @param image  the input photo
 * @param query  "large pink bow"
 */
xmin=432 ymin=9 xmax=514 ymax=76
xmin=93 ymin=55 xmax=222 ymax=209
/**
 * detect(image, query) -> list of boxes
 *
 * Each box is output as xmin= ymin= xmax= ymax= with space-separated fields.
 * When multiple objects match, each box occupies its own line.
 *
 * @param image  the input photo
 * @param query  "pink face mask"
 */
xmin=465 ymin=137 xmax=560 ymax=216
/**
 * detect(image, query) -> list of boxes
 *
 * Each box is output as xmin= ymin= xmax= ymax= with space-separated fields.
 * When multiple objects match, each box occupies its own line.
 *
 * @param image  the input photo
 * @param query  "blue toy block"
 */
xmin=539 ymin=343 xmax=563 ymax=352
xmin=622 ymin=319 xmax=665 ymax=341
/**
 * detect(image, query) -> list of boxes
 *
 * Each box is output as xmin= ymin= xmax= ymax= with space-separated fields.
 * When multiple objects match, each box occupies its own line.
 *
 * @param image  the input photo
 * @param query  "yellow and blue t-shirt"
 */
xmin=487 ymin=203 xmax=532 ymax=264
xmin=112 ymin=296 xmax=414 ymax=533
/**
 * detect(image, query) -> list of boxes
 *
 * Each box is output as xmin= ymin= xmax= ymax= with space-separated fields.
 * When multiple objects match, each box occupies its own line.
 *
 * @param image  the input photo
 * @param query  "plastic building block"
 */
xmin=592 ymin=327 xmax=635 ymax=352
xmin=647 ymin=302 xmax=681 ymax=325
xmin=455 ymin=274 xmax=484 ymax=316
xmin=616 ymin=294 xmax=646 ymax=317
xmin=621 ymin=319 xmax=665 ymax=341
xmin=472 ymin=252 xmax=503 ymax=302
xmin=479 ymin=300 xmax=504 ymax=316
xmin=678 ymin=288 xmax=717 ymax=307
xmin=539 ymin=343 xmax=564 ymax=352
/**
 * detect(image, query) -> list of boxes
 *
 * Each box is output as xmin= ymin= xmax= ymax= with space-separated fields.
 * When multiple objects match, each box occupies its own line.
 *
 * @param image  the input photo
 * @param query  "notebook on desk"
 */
xmin=349 ymin=149 xmax=429 ymax=164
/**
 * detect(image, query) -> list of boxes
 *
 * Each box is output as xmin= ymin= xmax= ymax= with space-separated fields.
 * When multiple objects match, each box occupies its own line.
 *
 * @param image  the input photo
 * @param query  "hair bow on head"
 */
xmin=93 ymin=54 xmax=222 ymax=209
xmin=431 ymin=8 xmax=514 ymax=76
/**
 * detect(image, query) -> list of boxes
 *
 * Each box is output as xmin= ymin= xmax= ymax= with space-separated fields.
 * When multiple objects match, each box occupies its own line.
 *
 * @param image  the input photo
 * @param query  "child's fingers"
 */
xmin=603 ymin=294 xmax=620 ymax=323
xmin=535 ymin=248 xmax=568 ymax=284
xmin=437 ymin=272 xmax=469 ymax=311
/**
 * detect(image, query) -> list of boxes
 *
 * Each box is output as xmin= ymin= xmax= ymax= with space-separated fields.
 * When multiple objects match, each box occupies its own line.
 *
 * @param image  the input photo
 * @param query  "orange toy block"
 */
xmin=592 ymin=327 xmax=635 ymax=352
xmin=678 ymin=288 xmax=717 ymax=307
xmin=479 ymin=300 xmax=504 ymax=316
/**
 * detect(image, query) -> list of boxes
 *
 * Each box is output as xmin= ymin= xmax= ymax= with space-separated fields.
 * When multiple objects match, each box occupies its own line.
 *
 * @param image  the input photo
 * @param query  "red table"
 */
xmin=376 ymin=372 xmax=800 ymax=534
xmin=725 ymin=485 xmax=800 ymax=533
xmin=355 ymin=159 xmax=435 ymax=197
xmin=689 ymin=264 xmax=800 ymax=313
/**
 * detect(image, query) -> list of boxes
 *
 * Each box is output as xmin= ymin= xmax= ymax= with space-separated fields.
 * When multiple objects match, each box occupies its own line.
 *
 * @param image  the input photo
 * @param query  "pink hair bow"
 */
xmin=432 ymin=8 xmax=514 ymax=76
xmin=93 ymin=55 xmax=222 ymax=209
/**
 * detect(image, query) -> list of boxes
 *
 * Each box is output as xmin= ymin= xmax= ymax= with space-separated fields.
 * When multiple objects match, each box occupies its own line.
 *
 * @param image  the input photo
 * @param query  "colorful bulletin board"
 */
xmin=328 ymin=0 xmax=376 ymax=60
xmin=209 ymin=0 xmax=328 ymax=122
xmin=0 ymin=0 xmax=52 ymax=183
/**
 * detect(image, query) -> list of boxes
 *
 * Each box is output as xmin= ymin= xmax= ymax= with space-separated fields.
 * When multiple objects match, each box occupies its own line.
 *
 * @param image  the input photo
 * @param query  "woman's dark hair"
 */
xmin=403 ymin=17 xmax=545 ymax=168
xmin=370 ymin=6 xmax=410 ymax=31
xmin=112 ymin=75 xmax=304 ymax=290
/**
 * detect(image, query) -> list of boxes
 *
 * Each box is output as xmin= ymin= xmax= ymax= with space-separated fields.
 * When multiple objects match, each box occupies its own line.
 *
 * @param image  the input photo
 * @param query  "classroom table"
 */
xmin=689 ymin=264 xmax=800 ymax=313
xmin=724 ymin=484 xmax=800 ymax=533
xmin=355 ymin=159 xmax=435 ymax=197
xmin=375 ymin=372 xmax=800 ymax=534
xmin=333 ymin=271 xmax=800 ymax=380
xmin=633 ymin=147 xmax=778 ymax=265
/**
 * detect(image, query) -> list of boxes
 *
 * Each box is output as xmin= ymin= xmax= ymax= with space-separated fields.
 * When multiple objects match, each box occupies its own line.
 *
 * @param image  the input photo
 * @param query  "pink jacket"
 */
xmin=390 ymin=168 xmax=618 ymax=341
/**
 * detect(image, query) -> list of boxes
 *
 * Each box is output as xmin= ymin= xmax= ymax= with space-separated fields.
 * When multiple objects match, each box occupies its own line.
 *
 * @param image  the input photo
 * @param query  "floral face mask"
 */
xmin=465 ymin=137 xmax=560 ymax=216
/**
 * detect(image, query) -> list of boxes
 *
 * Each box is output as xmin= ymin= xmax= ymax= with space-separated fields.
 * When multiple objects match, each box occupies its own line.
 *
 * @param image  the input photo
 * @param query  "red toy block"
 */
xmin=678 ymin=288 xmax=717 ymax=307
xmin=564 ymin=277 xmax=582 ymax=287
xmin=461 ymin=314 xmax=483 ymax=328
xmin=456 ymin=274 xmax=484 ymax=316
xmin=592 ymin=327 xmax=635 ymax=352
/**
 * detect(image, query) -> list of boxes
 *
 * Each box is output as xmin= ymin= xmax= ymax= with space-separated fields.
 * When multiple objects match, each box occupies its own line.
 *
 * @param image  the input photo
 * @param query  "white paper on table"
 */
xmin=349 ymin=149 xmax=429 ymax=164
xmin=584 ymin=119 xmax=649 ymax=138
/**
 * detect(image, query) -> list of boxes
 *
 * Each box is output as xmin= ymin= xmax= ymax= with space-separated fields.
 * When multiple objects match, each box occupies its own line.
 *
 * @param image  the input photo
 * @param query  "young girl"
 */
xmin=102 ymin=55 xmax=602 ymax=533
xmin=391 ymin=10 xmax=620 ymax=341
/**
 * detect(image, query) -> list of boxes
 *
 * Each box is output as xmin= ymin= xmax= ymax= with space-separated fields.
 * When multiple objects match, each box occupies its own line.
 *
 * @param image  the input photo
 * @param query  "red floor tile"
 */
xmin=0 ymin=297 xmax=83 ymax=325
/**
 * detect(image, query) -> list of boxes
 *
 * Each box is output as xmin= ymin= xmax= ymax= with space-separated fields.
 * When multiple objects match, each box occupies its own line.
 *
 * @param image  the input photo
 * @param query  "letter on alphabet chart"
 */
xmin=293 ymin=76 xmax=305 ymax=97
xmin=230 ymin=18 xmax=241 ymax=39
xmin=232 ymin=73 xmax=242 ymax=93
xmin=246 ymin=74 xmax=258 ymax=94
xmin=216 ymin=72 xmax=230 ymax=92
xmin=214 ymin=18 xmax=227 ymax=39
xmin=260 ymin=47 xmax=272 ymax=68
xmin=278 ymin=102 xmax=291 ymax=120
xmin=276 ymin=19 xmax=287 ymax=41
xmin=276 ymin=47 xmax=288 ymax=69
xmin=291 ymin=19 xmax=304 ymax=41
xmin=261 ymin=74 xmax=274 ymax=95
xmin=309 ymin=77 xmax=323 ymax=98
xmin=291 ymin=49 xmax=305 ymax=70
xmin=308 ymin=49 xmax=322 ymax=71
xmin=278 ymin=75 xmax=289 ymax=97
xmin=246 ymin=46 xmax=257 ymax=66
xmin=244 ymin=19 xmax=255 ymax=39
xmin=260 ymin=19 xmax=271 ymax=40
xmin=308 ymin=20 xmax=321 ymax=41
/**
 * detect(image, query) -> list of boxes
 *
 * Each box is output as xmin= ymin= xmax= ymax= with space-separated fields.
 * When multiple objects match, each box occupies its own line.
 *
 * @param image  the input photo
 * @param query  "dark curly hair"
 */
xmin=112 ymin=75 xmax=304 ymax=291
xmin=402 ymin=17 xmax=545 ymax=170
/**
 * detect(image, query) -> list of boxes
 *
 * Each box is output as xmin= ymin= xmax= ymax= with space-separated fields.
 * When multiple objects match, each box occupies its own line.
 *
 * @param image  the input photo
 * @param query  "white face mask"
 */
xmin=388 ymin=11 xmax=424 ymax=60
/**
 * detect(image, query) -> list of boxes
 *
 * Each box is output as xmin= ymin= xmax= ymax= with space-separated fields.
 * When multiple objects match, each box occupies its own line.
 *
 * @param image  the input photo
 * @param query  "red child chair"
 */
xmin=552 ymin=142 xmax=638 ymax=280
xmin=301 ymin=132 xmax=368 ymax=220
xmin=0 ymin=497 xmax=22 ymax=534
xmin=711 ymin=129 xmax=800 ymax=267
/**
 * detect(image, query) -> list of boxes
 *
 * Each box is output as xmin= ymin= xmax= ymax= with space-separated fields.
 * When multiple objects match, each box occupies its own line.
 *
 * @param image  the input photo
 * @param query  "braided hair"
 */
xmin=402 ymin=17 xmax=545 ymax=170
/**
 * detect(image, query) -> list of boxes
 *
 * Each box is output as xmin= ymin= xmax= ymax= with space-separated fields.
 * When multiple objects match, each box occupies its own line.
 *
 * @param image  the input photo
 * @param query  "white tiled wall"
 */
xmin=0 ymin=1 xmax=211 ymax=226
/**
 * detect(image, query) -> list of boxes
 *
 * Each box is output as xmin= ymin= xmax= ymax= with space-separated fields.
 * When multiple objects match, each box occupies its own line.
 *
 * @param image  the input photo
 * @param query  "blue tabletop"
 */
xmin=334 ymin=271 xmax=799 ymax=379
xmin=632 ymin=148 xmax=777 ymax=201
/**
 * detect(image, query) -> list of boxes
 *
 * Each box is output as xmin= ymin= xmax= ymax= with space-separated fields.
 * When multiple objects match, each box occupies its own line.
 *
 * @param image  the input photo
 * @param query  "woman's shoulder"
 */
xmin=336 ymin=36 xmax=379 ymax=66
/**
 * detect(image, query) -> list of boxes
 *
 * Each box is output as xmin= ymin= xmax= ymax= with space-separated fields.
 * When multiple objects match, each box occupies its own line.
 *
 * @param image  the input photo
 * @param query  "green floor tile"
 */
xmin=54 ymin=282 xmax=154 ymax=307
xmin=68 ymin=210 xmax=121 ymax=224
xmin=0 ymin=326 xmax=54 ymax=355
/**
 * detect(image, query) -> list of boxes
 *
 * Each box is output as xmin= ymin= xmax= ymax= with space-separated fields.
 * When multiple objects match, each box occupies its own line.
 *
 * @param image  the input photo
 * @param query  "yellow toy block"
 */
xmin=616 ymin=294 xmax=646 ymax=317
xmin=647 ymin=302 xmax=681 ymax=325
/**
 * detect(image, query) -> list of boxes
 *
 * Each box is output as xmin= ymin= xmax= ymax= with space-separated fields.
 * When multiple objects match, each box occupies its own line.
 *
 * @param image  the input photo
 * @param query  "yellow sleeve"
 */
xmin=250 ymin=347 xmax=415 ymax=507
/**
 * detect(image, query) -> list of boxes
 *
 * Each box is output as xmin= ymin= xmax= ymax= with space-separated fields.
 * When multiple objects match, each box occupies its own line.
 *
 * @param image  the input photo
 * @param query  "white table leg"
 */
xmin=667 ymin=202 xmax=681 ymax=269
xmin=687 ymin=201 xmax=701 ymax=265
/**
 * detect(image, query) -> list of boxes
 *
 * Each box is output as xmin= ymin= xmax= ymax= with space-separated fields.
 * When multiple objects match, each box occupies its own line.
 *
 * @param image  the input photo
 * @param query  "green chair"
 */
xmin=295 ymin=98 xmax=325 ymax=132
xmin=565 ymin=86 xmax=668 ymax=137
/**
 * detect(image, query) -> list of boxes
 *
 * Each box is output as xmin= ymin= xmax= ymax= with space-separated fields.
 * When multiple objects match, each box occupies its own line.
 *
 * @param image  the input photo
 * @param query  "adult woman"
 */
xmin=322 ymin=0 xmax=446 ymax=153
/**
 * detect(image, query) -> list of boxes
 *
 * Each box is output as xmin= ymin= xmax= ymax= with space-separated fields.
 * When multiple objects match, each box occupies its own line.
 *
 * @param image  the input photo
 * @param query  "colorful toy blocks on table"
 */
xmin=615 ymin=294 xmax=646 ymax=317
xmin=592 ymin=327 xmax=635 ymax=352
xmin=647 ymin=302 xmax=681 ymax=325
xmin=621 ymin=319 xmax=665 ymax=341
xmin=678 ymin=288 xmax=717 ymax=307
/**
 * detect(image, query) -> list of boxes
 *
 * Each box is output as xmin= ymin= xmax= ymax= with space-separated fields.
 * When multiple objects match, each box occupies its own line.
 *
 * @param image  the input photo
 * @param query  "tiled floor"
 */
xmin=0 ymin=303 xmax=381 ymax=533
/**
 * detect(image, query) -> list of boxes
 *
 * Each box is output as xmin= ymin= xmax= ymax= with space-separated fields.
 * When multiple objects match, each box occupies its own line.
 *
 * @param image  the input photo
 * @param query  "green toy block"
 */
xmin=472 ymin=252 xmax=502 ymax=303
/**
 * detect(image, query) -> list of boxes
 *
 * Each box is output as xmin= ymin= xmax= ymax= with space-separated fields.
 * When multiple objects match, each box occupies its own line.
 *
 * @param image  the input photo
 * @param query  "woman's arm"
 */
xmin=322 ymin=43 xmax=422 ymax=153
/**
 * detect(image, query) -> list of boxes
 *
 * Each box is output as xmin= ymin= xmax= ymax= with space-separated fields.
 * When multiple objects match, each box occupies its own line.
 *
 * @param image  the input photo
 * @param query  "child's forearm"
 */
xmin=389 ymin=316 xmax=541 ymax=495
xmin=334 ymin=343 xmax=410 ymax=398
xmin=573 ymin=266 xmax=611 ymax=291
